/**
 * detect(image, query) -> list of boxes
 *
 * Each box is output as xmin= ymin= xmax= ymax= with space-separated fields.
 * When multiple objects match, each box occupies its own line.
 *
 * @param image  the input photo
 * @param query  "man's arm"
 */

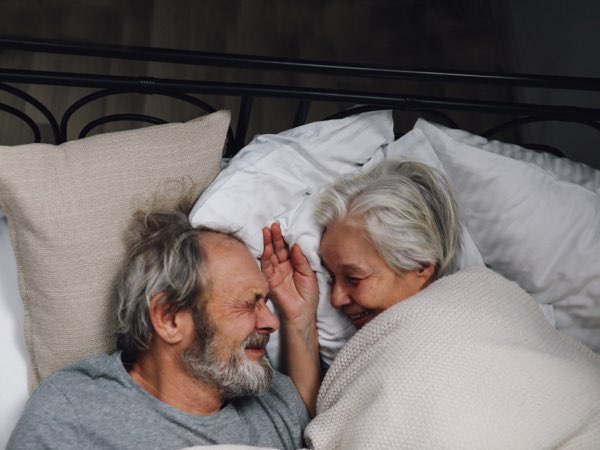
xmin=261 ymin=223 xmax=320 ymax=417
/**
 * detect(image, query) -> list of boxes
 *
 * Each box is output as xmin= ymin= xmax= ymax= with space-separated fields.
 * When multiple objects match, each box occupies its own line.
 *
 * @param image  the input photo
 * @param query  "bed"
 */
xmin=1 ymin=37 xmax=599 ymax=448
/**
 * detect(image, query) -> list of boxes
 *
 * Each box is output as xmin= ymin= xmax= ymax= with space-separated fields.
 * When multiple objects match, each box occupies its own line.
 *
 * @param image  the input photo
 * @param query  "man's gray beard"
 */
xmin=182 ymin=306 xmax=273 ymax=399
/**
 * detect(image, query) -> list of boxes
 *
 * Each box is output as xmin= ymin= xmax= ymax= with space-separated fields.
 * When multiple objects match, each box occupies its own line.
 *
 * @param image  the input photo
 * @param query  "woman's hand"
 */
xmin=261 ymin=222 xmax=320 ymax=416
xmin=261 ymin=222 xmax=319 ymax=324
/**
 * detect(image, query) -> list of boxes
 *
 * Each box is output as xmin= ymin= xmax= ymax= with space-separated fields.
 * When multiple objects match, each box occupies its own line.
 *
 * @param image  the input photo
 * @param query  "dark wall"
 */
xmin=502 ymin=1 xmax=600 ymax=168
xmin=0 ymin=0 xmax=510 ymax=67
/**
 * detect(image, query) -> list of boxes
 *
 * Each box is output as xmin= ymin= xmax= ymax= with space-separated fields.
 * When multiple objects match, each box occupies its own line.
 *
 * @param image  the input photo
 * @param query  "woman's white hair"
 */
xmin=315 ymin=159 xmax=463 ymax=280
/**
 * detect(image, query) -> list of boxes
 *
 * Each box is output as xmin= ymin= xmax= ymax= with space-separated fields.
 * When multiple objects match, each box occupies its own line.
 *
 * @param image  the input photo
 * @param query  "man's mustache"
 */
xmin=243 ymin=333 xmax=269 ymax=349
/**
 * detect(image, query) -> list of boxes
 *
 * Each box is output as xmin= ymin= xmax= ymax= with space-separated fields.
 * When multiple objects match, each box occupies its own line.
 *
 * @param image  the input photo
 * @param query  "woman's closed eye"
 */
xmin=326 ymin=272 xmax=336 ymax=286
xmin=327 ymin=272 xmax=365 ymax=287
xmin=345 ymin=276 xmax=363 ymax=286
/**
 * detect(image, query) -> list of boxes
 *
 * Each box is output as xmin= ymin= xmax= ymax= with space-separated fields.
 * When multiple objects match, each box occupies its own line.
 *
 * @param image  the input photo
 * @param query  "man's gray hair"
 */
xmin=115 ymin=195 xmax=238 ymax=361
xmin=315 ymin=159 xmax=462 ymax=280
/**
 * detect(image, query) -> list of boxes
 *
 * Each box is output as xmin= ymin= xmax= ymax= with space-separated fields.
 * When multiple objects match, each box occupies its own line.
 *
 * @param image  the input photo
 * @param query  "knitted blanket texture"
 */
xmin=304 ymin=267 xmax=600 ymax=450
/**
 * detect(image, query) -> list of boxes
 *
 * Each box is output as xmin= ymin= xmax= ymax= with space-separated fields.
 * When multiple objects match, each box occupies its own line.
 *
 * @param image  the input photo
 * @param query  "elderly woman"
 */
xmin=262 ymin=159 xmax=600 ymax=449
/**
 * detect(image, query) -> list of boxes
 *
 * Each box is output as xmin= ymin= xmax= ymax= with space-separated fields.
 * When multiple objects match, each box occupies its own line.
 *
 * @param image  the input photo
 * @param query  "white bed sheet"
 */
xmin=0 ymin=215 xmax=28 ymax=447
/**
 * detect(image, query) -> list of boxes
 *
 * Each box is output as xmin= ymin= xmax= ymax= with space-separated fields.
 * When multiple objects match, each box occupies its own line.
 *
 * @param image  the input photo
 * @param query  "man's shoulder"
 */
xmin=34 ymin=352 xmax=121 ymax=396
xmin=243 ymin=370 xmax=309 ymax=423
xmin=231 ymin=370 xmax=298 ymax=409
xmin=229 ymin=370 xmax=309 ymax=445
xmin=7 ymin=353 xmax=123 ymax=449
xmin=270 ymin=370 xmax=295 ymax=391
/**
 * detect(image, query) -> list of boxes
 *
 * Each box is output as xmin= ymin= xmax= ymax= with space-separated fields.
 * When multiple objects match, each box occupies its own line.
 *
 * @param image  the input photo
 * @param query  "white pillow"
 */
xmin=439 ymin=124 xmax=600 ymax=196
xmin=414 ymin=118 xmax=600 ymax=352
xmin=190 ymin=110 xmax=395 ymax=368
xmin=0 ymin=216 xmax=28 ymax=448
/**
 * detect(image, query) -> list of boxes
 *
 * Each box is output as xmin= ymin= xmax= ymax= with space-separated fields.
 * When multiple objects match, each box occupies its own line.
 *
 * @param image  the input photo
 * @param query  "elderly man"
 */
xmin=8 ymin=199 xmax=310 ymax=449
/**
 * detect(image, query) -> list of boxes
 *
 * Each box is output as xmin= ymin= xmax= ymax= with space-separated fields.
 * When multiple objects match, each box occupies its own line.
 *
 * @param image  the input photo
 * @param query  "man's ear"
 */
xmin=149 ymin=293 xmax=188 ymax=345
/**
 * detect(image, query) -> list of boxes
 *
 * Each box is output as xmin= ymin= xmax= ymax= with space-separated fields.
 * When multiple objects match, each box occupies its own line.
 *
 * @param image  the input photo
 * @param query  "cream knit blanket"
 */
xmin=304 ymin=267 xmax=600 ymax=450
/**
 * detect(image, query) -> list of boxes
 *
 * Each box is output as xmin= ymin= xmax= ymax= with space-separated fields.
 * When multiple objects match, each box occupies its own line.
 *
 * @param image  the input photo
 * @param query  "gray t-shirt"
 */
xmin=8 ymin=352 xmax=309 ymax=450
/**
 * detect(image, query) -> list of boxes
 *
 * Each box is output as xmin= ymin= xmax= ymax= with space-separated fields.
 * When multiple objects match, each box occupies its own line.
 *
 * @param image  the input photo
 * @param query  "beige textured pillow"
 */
xmin=0 ymin=110 xmax=230 ymax=388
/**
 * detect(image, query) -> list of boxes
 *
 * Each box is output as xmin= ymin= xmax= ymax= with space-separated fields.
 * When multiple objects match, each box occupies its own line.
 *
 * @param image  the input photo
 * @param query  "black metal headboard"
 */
xmin=2 ymin=37 xmax=600 ymax=161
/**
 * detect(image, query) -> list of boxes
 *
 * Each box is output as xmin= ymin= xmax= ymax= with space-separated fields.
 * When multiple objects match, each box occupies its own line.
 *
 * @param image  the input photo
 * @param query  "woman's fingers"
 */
xmin=270 ymin=222 xmax=291 ymax=263
xmin=261 ymin=227 xmax=277 ymax=277
xmin=291 ymin=244 xmax=312 ymax=276
xmin=261 ymin=225 xmax=292 ymax=287
xmin=261 ymin=228 xmax=270 ymax=261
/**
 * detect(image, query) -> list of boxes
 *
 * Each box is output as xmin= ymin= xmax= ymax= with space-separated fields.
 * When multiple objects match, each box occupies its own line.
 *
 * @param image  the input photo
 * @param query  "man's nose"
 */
xmin=330 ymin=282 xmax=351 ymax=309
xmin=256 ymin=301 xmax=280 ymax=334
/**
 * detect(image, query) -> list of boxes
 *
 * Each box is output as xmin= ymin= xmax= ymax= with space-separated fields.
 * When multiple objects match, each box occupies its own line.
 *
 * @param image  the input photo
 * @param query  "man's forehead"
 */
xmin=198 ymin=229 xmax=243 ymax=248
xmin=201 ymin=235 xmax=269 ymax=313
xmin=199 ymin=231 xmax=264 ymax=282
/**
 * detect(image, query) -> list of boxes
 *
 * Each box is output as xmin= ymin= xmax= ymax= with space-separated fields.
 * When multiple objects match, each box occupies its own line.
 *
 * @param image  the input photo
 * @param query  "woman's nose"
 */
xmin=330 ymin=282 xmax=351 ymax=309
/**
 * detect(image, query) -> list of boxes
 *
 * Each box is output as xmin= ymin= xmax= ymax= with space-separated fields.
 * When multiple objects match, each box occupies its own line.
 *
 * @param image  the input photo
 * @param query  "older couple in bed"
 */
xmin=10 ymin=159 xmax=600 ymax=449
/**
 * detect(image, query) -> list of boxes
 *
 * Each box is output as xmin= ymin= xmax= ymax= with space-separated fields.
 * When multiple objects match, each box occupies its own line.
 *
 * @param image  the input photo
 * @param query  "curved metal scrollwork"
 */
xmin=0 ymin=82 xmax=60 ymax=143
xmin=483 ymin=117 xmax=600 ymax=157
xmin=78 ymin=114 xmax=168 ymax=139
xmin=54 ymin=88 xmax=236 ymax=155
xmin=322 ymin=104 xmax=459 ymax=129
xmin=483 ymin=116 xmax=600 ymax=139
xmin=0 ymin=103 xmax=41 ymax=142
xmin=59 ymin=89 xmax=224 ymax=140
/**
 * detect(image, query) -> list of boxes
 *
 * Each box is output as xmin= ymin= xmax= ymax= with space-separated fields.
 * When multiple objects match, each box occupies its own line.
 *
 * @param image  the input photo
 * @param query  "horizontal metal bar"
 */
xmin=1 ymin=68 xmax=599 ymax=120
xmin=2 ymin=36 xmax=600 ymax=91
